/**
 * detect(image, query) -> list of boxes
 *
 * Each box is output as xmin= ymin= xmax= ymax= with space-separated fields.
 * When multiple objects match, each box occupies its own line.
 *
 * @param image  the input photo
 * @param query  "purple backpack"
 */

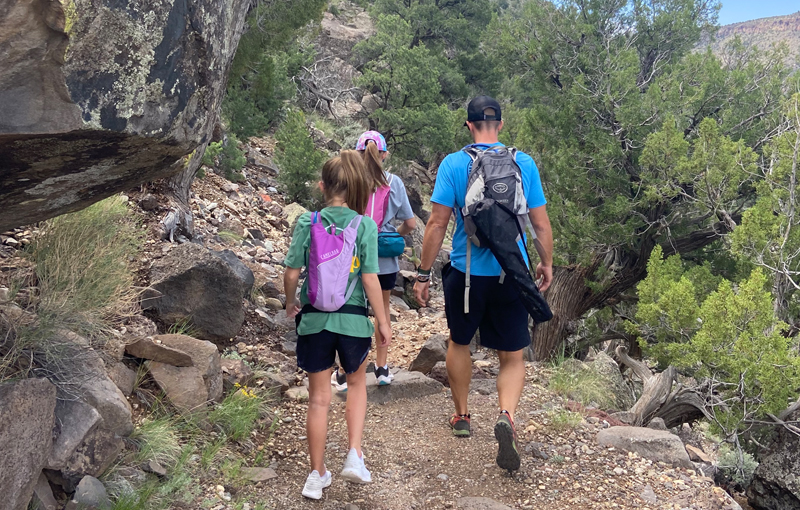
xmin=307 ymin=212 xmax=363 ymax=311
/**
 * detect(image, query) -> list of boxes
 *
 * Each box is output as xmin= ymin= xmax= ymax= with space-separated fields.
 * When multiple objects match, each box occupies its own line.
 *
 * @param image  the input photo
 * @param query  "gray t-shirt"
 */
xmin=378 ymin=172 xmax=414 ymax=275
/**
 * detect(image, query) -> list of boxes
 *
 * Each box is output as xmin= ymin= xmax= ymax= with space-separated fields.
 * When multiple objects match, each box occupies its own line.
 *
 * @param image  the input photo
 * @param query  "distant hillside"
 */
xmin=704 ymin=11 xmax=800 ymax=65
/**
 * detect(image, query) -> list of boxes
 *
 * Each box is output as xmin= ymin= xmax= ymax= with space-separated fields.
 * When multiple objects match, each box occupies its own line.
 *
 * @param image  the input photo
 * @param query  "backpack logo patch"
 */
xmin=492 ymin=182 xmax=509 ymax=194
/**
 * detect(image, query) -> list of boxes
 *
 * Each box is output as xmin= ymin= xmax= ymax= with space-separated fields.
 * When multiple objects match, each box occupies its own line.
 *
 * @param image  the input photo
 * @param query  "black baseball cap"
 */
xmin=465 ymin=95 xmax=502 ymax=126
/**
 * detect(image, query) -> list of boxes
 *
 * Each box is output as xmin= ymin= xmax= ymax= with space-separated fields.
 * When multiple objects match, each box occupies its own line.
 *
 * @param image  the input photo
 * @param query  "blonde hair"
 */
xmin=321 ymin=150 xmax=371 ymax=214
xmin=360 ymin=142 xmax=389 ymax=189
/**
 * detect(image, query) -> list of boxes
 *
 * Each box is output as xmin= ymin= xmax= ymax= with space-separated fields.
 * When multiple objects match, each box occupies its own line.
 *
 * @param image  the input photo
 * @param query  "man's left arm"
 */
xmin=528 ymin=205 xmax=553 ymax=291
xmin=522 ymin=155 xmax=553 ymax=291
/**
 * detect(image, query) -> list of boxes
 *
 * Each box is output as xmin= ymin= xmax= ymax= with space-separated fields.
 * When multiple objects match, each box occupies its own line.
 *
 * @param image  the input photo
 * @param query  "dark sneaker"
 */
xmin=449 ymin=413 xmax=471 ymax=437
xmin=494 ymin=411 xmax=521 ymax=472
xmin=375 ymin=365 xmax=394 ymax=386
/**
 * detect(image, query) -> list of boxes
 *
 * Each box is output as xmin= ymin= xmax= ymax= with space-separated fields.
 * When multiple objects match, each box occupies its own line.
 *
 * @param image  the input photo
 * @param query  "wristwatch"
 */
xmin=416 ymin=267 xmax=431 ymax=283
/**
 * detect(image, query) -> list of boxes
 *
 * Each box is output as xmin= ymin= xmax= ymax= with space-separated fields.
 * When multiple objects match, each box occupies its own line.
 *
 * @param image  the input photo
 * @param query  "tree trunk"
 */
xmin=161 ymin=141 xmax=209 ymax=241
xmin=531 ymin=265 xmax=593 ymax=360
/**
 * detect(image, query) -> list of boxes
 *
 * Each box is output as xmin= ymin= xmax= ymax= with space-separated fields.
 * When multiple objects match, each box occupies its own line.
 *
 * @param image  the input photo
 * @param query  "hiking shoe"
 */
xmin=301 ymin=469 xmax=332 ymax=499
xmin=494 ymin=410 xmax=521 ymax=472
xmin=340 ymin=448 xmax=372 ymax=484
xmin=375 ymin=365 xmax=394 ymax=385
xmin=449 ymin=413 xmax=471 ymax=437
xmin=331 ymin=369 xmax=347 ymax=393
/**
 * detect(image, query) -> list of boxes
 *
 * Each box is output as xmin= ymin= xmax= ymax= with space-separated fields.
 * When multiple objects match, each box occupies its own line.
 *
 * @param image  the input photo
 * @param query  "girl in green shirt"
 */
xmin=283 ymin=150 xmax=392 ymax=499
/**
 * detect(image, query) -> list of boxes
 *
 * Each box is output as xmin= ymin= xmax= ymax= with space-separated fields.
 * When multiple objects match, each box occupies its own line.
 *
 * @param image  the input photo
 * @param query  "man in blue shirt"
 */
xmin=414 ymin=96 xmax=553 ymax=472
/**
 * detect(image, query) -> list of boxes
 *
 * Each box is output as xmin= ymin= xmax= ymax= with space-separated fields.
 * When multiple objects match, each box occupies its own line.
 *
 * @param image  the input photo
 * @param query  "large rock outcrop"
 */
xmin=0 ymin=0 xmax=251 ymax=231
xmin=748 ymin=411 xmax=800 ymax=509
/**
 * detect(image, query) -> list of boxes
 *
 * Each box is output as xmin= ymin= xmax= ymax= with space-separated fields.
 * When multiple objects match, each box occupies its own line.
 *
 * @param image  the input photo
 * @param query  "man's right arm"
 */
xmin=413 ymin=203 xmax=452 ymax=306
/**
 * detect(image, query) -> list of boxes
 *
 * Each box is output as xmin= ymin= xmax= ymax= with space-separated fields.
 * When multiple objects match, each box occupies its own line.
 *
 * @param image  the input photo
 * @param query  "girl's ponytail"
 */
xmin=363 ymin=142 xmax=389 ymax=189
xmin=321 ymin=150 xmax=370 ymax=214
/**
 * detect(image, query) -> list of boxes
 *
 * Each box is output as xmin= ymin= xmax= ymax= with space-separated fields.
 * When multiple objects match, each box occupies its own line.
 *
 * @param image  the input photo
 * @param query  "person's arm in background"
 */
xmin=413 ymin=203 xmax=451 ymax=306
xmin=363 ymin=273 xmax=392 ymax=346
xmin=528 ymin=205 xmax=553 ymax=292
xmin=396 ymin=217 xmax=416 ymax=236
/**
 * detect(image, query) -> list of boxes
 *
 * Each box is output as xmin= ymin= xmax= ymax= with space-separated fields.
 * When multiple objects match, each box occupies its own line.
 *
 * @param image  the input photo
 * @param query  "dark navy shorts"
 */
xmin=442 ymin=263 xmax=531 ymax=352
xmin=378 ymin=272 xmax=398 ymax=291
xmin=296 ymin=329 xmax=371 ymax=374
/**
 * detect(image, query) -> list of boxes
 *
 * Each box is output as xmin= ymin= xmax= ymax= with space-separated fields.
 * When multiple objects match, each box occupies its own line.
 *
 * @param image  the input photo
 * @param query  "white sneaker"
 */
xmin=301 ymin=469 xmax=332 ymax=499
xmin=331 ymin=370 xmax=348 ymax=392
xmin=376 ymin=365 xmax=394 ymax=385
xmin=340 ymin=448 xmax=372 ymax=484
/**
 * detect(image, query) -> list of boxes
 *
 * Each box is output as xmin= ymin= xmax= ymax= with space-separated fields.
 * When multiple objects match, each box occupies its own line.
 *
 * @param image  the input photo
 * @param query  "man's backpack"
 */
xmin=306 ymin=212 xmax=365 ymax=314
xmin=460 ymin=145 xmax=553 ymax=323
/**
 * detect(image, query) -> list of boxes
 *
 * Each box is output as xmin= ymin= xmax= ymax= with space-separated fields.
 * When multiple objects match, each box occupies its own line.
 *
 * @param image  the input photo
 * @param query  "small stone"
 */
xmin=264 ymin=297 xmax=283 ymax=310
xmin=241 ymin=467 xmax=278 ymax=482
xmin=437 ymin=474 xmax=448 ymax=481
xmin=282 ymin=416 xmax=293 ymax=423
xmin=143 ymin=460 xmax=167 ymax=476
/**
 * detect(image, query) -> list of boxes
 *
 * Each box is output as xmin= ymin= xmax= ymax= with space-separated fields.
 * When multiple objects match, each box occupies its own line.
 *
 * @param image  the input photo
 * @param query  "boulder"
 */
xmin=409 ymin=334 xmax=448 ymax=374
xmin=685 ymin=444 xmax=712 ymax=463
xmin=211 ymin=249 xmax=255 ymax=296
xmin=589 ymin=352 xmax=636 ymax=410
xmin=147 ymin=361 xmax=209 ymax=413
xmin=263 ymin=372 xmax=291 ymax=395
xmin=748 ymin=410 xmax=800 ymax=509
xmin=38 ymin=330 xmax=133 ymax=436
xmin=47 ymin=399 xmax=102 ymax=470
xmin=105 ymin=361 xmax=136 ymax=396
xmin=596 ymin=426 xmax=692 ymax=468
xmin=335 ymin=369 xmax=443 ymax=405
xmin=220 ymin=358 xmax=254 ymax=392
xmin=125 ymin=338 xmax=193 ymax=367
xmin=62 ymin=427 xmax=124 ymax=480
xmin=0 ymin=378 xmax=57 ymax=510
xmin=283 ymin=203 xmax=308 ymax=232
xmin=32 ymin=472 xmax=59 ymax=510
xmin=73 ymin=475 xmax=110 ymax=509
xmin=142 ymin=242 xmax=247 ymax=345
xmin=0 ymin=0 xmax=251 ymax=231
xmin=153 ymin=334 xmax=223 ymax=402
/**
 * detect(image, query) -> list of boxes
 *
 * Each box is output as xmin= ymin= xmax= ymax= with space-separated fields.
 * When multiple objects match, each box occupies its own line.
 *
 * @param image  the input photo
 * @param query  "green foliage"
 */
xmin=129 ymin=417 xmax=183 ymax=468
xmin=547 ymin=408 xmax=583 ymax=431
xmin=633 ymin=247 xmax=800 ymax=439
xmin=202 ymin=142 xmax=222 ymax=168
xmin=732 ymin=93 xmax=800 ymax=320
xmin=31 ymin=195 xmax=143 ymax=335
xmin=547 ymin=359 xmax=616 ymax=409
xmin=208 ymin=388 xmax=267 ymax=441
xmin=718 ymin=444 xmax=759 ymax=488
xmin=275 ymin=110 xmax=327 ymax=207
xmin=223 ymin=0 xmax=325 ymax=138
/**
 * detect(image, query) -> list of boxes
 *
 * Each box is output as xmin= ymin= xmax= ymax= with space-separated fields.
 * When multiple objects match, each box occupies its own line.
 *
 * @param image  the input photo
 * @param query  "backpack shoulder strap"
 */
xmin=462 ymin=145 xmax=482 ymax=163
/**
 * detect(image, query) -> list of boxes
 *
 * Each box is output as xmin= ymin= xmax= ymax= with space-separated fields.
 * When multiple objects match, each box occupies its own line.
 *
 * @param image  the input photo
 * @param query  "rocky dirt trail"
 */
xmin=131 ymin=140 xmax=745 ymax=510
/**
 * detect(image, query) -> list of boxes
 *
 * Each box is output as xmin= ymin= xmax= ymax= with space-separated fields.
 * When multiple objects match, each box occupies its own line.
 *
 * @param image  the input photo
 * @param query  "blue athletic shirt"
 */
xmin=430 ymin=142 xmax=547 ymax=277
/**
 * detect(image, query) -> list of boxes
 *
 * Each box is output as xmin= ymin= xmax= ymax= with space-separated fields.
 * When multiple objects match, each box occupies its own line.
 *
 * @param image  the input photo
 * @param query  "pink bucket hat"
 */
xmin=355 ymin=131 xmax=387 ymax=152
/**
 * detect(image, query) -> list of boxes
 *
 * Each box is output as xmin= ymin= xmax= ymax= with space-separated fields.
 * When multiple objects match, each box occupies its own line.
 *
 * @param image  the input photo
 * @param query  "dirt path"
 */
xmin=251 ymin=368 xmax=735 ymax=510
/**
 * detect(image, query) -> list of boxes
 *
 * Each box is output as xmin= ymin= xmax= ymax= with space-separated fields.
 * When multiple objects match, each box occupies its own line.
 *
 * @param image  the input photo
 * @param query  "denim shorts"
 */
xmin=296 ymin=329 xmax=372 ymax=374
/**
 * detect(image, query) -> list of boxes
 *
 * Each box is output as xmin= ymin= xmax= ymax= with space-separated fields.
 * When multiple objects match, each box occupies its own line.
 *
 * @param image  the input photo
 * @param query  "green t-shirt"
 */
xmin=284 ymin=207 xmax=379 ymax=338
